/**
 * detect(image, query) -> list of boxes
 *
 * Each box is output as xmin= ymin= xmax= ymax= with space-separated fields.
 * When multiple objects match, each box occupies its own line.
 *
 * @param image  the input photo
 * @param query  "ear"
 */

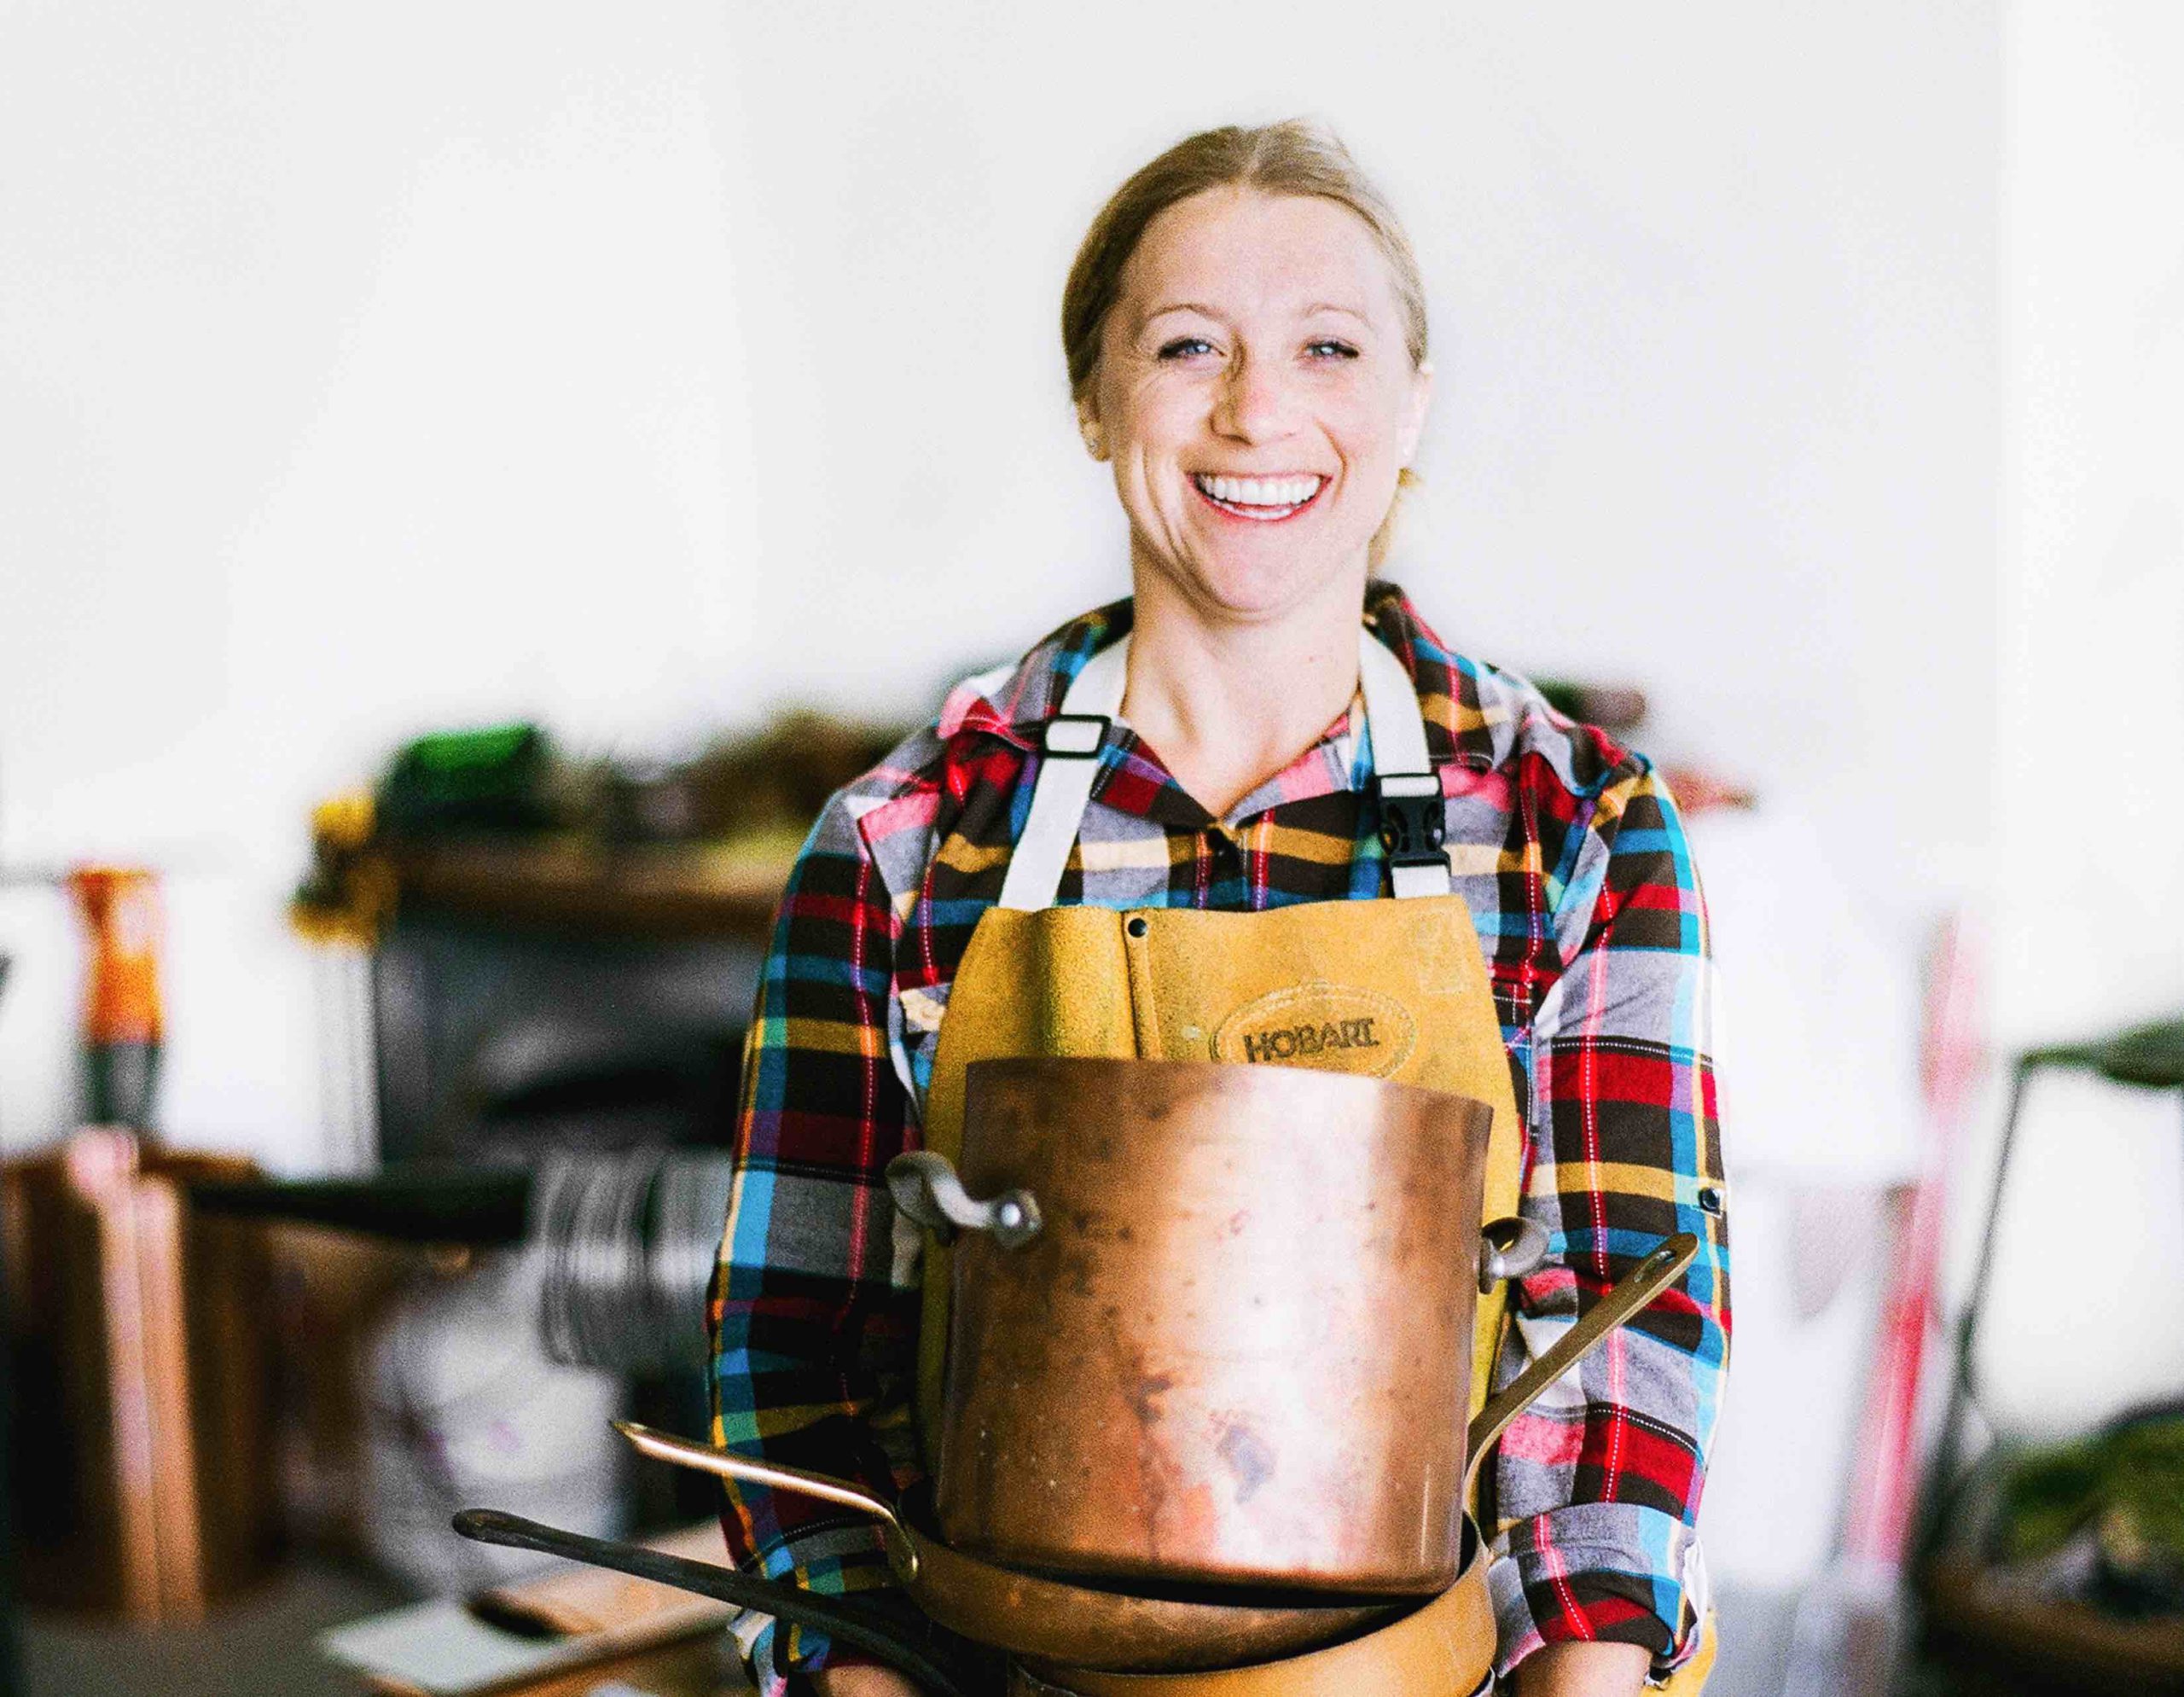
xmin=1075 ymin=396 xmax=1109 ymax=462
xmin=1397 ymin=360 xmax=1433 ymax=468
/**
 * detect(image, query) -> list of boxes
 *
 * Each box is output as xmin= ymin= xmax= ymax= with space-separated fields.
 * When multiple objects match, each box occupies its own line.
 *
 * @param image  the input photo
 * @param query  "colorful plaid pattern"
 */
xmin=709 ymin=583 xmax=1731 ymax=1692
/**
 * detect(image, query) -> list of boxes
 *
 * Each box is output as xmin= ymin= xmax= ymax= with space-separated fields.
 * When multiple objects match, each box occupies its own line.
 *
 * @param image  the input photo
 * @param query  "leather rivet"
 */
xmin=1125 ymin=915 xmax=1148 ymax=939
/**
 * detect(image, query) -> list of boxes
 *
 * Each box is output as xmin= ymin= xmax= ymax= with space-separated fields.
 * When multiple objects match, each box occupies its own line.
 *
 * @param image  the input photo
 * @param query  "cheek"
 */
xmin=1326 ymin=384 xmax=1417 ymax=474
xmin=1111 ymin=370 xmax=1209 ymax=458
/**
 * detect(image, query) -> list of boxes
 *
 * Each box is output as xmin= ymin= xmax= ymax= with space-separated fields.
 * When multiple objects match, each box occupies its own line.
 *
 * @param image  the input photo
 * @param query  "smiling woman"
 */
xmin=708 ymin=119 xmax=1729 ymax=1697
xmin=1061 ymin=123 xmax=1430 ymax=571
xmin=1070 ymin=181 xmax=1433 ymax=814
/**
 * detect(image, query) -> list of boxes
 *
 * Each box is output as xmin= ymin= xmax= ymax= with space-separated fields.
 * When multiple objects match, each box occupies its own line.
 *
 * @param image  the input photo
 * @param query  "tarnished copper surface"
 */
xmin=937 ymin=1057 xmax=1494 ymax=1595
xmin=912 ymin=1519 xmax=1397 ymax=1672
xmin=1012 ymin=1519 xmax=1495 ymax=1696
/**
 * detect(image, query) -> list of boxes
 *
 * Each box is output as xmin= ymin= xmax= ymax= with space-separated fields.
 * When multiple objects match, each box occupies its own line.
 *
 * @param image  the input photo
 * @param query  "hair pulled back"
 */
xmin=1061 ymin=119 xmax=1429 ymax=404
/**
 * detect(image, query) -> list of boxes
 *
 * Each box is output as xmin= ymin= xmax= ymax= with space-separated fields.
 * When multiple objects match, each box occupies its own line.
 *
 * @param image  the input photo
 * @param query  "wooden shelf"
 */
xmin=380 ymin=837 xmax=795 ymax=939
xmin=1921 ymin=1552 xmax=2184 ymax=1693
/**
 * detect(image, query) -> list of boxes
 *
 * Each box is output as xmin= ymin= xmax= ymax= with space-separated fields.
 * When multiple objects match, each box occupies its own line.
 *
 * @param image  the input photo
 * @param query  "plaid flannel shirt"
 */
xmin=709 ymin=582 xmax=1730 ymax=1691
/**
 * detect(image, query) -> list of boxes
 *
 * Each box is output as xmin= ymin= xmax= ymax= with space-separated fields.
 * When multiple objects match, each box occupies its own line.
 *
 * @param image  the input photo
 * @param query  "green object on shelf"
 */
xmin=2022 ymin=1018 xmax=2184 ymax=1090
xmin=1994 ymin=1409 xmax=2184 ymax=1614
xmin=378 ymin=721 xmax=556 ymax=836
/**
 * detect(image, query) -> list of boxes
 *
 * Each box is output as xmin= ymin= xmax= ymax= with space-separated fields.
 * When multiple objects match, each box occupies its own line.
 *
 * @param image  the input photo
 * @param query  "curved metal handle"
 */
xmin=885 ymin=1151 xmax=1043 ymax=1249
xmin=613 ymin=1419 xmax=921 ymax=1582
xmin=449 ymin=1507 xmax=975 ymax=1697
xmin=1464 ymin=1231 xmax=1701 ymax=1499
xmin=1478 ymin=1214 xmax=1550 ymax=1292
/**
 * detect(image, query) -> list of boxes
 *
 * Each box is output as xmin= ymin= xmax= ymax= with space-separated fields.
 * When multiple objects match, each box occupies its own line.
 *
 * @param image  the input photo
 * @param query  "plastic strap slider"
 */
xmin=1375 ymin=770 xmax=1448 ymax=866
xmin=1041 ymin=715 xmax=1109 ymax=759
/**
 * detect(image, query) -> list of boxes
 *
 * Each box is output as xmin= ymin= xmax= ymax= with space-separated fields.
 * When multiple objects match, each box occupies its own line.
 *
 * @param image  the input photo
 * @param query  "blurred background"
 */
xmin=3 ymin=3 xmax=2181 ymax=1694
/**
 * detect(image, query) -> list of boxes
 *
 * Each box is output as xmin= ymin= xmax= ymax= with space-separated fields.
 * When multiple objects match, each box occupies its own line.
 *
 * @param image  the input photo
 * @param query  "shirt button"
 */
xmin=1698 ymin=1186 xmax=1724 ymax=1215
xmin=1126 ymin=915 xmax=1149 ymax=939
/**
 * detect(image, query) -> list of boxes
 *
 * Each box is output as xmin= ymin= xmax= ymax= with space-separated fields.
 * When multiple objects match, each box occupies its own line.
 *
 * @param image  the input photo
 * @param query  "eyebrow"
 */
xmin=1141 ymin=300 xmax=1374 ymax=328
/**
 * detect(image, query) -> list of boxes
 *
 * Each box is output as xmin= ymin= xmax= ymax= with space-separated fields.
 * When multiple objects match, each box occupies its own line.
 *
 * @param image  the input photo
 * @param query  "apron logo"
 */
xmin=1213 ymin=983 xmax=1417 ymax=1077
xmin=1241 ymin=1019 xmax=1380 ymax=1063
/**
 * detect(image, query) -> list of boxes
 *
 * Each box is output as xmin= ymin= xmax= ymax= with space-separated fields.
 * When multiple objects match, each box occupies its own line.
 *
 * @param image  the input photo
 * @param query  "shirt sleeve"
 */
xmin=707 ymin=793 xmax=925 ymax=1694
xmin=1482 ymin=762 xmax=1732 ymax=1682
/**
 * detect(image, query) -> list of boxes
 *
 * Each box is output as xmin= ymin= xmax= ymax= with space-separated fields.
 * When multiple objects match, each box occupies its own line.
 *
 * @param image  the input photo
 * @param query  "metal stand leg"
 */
xmin=0 ymin=952 xmax=18 ymax=1697
xmin=0 ymin=1234 xmax=15 ymax=1697
xmin=1914 ymin=1056 xmax=2036 ymax=1567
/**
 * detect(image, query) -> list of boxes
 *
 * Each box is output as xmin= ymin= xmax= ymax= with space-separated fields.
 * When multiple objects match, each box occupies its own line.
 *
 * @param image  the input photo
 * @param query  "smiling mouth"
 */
xmin=1190 ymin=473 xmax=1328 ymax=522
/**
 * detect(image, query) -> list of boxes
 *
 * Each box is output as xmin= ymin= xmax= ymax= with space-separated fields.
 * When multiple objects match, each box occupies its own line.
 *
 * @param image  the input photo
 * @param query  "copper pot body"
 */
xmin=934 ymin=1057 xmax=1494 ymax=1595
xmin=1010 ymin=1521 xmax=1495 ymax=1694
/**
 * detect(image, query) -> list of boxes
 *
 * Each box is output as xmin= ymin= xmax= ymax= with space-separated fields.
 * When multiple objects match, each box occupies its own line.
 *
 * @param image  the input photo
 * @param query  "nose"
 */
xmin=1211 ymin=351 xmax=1297 ymax=444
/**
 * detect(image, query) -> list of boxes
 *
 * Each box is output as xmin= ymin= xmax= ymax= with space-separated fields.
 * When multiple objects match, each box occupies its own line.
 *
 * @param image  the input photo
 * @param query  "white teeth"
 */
xmin=1194 ymin=474 xmax=1323 ymax=509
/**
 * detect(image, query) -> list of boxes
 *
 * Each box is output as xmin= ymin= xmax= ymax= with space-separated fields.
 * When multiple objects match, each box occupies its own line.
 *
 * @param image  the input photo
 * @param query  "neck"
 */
xmin=1121 ymin=561 xmax=1369 ymax=819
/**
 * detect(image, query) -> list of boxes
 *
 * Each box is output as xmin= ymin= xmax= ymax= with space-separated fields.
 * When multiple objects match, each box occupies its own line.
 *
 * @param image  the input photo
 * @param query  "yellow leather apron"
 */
xmin=912 ymin=624 xmax=1711 ymax=1691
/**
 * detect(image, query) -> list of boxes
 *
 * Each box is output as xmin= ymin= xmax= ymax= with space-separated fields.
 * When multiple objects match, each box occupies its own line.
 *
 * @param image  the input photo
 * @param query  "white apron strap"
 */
xmin=996 ymin=636 xmax=1131 ymax=911
xmin=996 ymin=626 xmax=1450 ymax=911
xmin=1356 ymin=632 xmax=1454 ymax=899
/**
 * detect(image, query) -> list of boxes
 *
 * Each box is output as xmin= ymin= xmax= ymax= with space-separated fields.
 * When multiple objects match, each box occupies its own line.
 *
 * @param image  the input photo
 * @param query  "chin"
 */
xmin=1155 ymin=549 xmax=1368 ymax=623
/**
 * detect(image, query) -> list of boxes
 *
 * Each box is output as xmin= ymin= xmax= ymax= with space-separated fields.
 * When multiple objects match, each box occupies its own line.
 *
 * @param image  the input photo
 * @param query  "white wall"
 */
xmin=723 ymin=3 xmax=2004 ymax=904
xmin=1 ymin=3 xmax=2005 ymax=1176
xmin=1996 ymin=2 xmax=2184 ymax=1047
xmin=2 ymin=4 xmax=767 ymax=1163
xmin=1968 ymin=2 xmax=2184 ymax=1440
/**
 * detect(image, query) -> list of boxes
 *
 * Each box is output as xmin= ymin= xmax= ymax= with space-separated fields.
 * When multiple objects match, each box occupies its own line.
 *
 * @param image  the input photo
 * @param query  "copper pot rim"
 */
xmin=963 ymin=1053 xmax=1496 ymax=1121
xmin=1015 ymin=1515 xmax=1493 ymax=1690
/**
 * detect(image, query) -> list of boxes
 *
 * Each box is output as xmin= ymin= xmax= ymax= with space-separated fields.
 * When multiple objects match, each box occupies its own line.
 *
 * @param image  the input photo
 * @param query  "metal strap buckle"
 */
xmin=1041 ymin=714 xmax=1109 ymax=758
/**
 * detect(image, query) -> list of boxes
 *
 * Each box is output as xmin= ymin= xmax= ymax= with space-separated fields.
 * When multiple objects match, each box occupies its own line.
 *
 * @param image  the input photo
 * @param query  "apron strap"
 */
xmin=996 ymin=626 xmax=1451 ymax=911
xmin=996 ymin=636 xmax=1131 ymax=911
xmin=1356 ymin=632 xmax=1455 ymax=899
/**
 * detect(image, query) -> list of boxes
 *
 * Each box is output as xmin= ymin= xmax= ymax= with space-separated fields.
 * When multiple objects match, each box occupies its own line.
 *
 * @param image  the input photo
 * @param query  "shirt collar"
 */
xmin=936 ymin=581 xmax=1510 ymax=776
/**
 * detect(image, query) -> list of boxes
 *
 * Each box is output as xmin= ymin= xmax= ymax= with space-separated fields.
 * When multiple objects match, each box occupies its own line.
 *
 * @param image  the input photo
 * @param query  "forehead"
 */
xmin=1118 ymin=188 xmax=1402 ymax=323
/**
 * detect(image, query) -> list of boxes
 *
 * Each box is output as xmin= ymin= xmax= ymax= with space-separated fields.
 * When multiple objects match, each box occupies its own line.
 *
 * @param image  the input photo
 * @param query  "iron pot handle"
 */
xmin=449 ymin=1507 xmax=978 ymax=1697
xmin=886 ymin=1151 xmax=1043 ymax=1249
xmin=1478 ymin=1214 xmax=1550 ymax=1292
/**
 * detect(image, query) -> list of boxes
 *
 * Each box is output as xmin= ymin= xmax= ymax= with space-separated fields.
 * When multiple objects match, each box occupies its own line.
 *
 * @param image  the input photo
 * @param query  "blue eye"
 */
xmin=1158 ymin=337 xmax=1216 ymax=360
xmin=1306 ymin=340 xmax=1361 ymax=359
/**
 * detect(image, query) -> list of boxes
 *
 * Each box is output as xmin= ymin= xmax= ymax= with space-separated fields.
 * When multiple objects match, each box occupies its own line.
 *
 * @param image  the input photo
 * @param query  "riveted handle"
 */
xmin=613 ymin=1419 xmax=921 ymax=1581
xmin=886 ymin=1151 xmax=1043 ymax=1250
xmin=1465 ymin=1232 xmax=1700 ymax=1498
xmin=1478 ymin=1214 xmax=1550 ymax=1292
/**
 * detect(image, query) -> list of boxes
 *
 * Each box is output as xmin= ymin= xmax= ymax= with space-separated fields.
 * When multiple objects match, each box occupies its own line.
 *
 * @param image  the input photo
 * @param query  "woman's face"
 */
xmin=1083 ymin=187 xmax=1431 ymax=625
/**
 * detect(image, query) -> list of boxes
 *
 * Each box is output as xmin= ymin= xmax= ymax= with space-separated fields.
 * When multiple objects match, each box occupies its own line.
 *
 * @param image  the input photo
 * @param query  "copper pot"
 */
xmin=888 ymin=1057 xmax=1539 ymax=1596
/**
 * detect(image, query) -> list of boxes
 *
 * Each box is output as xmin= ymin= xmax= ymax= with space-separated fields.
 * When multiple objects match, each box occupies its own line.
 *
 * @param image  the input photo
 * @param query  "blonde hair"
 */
xmin=1062 ymin=119 xmax=1428 ymax=566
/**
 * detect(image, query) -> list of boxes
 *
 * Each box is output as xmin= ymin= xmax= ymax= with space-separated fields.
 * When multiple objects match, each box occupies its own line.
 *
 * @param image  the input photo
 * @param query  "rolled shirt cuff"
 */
xmin=730 ymin=1519 xmax=902 ymax=1696
xmin=1488 ymin=1502 xmax=1711 ymax=1682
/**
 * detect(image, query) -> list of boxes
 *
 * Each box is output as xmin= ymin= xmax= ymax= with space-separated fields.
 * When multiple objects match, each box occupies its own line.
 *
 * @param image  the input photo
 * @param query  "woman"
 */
xmin=710 ymin=120 xmax=1729 ymax=1697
